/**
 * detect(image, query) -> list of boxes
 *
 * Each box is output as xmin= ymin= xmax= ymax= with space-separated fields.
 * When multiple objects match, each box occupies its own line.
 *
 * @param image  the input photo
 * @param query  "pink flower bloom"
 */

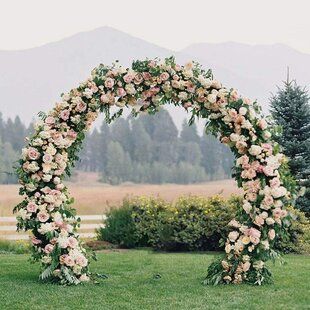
xmin=64 ymin=255 xmax=75 ymax=267
xmin=67 ymin=236 xmax=78 ymax=248
xmin=67 ymin=130 xmax=77 ymax=140
xmin=258 ymin=119 xmax=268 ymax=130
xmin=60 ymin=109 xmax=70 ymax=121
xmin=245 ymin=227 xmax=261 ymax=239
xmin=27 ymin=202 xmax=38 ymax=213
xmin=263 ymin=166 xmax=274 ymax=176
xmin=28 ymin=148 xmax=40 ymax=160
xmin=268 ymin=229 xmax=276 ymax=240
xmin=117 ymin=87 xmax=126 ymax=97
xmin=160 ymin=72 xmax=169 ymax=81
xmin=270 ymin=177 xmax=281 ymax=188
xmin=37 ymin=211 xmax=49 ymax=222
xmin=104 ymin=78 xmax=115 ymax=89
xmin=254 ymin=215 xmax=264 ymax=227
xmin=273 ymin=207 xmax=282 ymax=219
xmin=76 ymin=255 xmax=88 ymax=267
xmin=44 ymin=244 xmax=54 ymax=254
xmin=76 ymin=101 xmax=87 ymax=112
xmin=142 ymin=72 xmax=151 ymax=80
xmin=123 ymin=73 xmax=134 ymax=83
xmin=32 ymin=237 xmax=42 ymax=245
xmin=45 ymin=116 xmax=55 ymax=126
xmin=43 ymin=154 xmax=53 ymax=163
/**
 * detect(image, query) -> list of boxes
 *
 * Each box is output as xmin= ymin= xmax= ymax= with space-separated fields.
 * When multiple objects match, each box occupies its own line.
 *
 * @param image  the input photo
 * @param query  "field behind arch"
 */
xmin=0 ymin=175 xmax=241 ymax=217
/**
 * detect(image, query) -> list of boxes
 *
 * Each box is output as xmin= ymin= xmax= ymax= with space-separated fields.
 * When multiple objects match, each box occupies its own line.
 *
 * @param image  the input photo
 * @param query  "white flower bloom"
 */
xmin=249 ymin=145 xmax=262 ymax=156
xmin=271 ymin=186 xmax=287 ymax=198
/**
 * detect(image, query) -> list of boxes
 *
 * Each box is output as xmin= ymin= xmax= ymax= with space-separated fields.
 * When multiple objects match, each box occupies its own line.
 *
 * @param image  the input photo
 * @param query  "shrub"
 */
xmin=96 ymin=201 xmax=139 ymax=248
xmin=97 ymin=195 xmax=310 ymax=254
xmin=274 ymin=206 xmax=310 ymax=254
xmin=144 ymin=195 xmax=240 ymax=251
xmin=0 ymin=240 xmax=30 ymax=254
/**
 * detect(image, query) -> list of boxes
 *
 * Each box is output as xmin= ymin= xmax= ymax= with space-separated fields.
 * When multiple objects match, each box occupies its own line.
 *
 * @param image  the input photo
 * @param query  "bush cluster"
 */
xmin=97 ymin=195 xmax=240 ymax=251
xmin=97 ymin=195 xmax=310 ymax=254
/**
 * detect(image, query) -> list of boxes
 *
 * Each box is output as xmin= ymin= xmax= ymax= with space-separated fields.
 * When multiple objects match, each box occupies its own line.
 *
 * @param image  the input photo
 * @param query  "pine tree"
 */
xmin=270 ymin=80 xmax=310 ymax=215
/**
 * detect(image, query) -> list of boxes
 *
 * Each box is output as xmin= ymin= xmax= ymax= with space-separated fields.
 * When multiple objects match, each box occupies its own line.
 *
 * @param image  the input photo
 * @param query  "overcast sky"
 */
xmin=1 ymin=0 xmax=309 ymax=53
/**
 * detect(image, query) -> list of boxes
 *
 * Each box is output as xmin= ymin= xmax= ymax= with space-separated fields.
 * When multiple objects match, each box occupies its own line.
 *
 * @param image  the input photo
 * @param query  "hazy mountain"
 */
xmin=0 ymin=27 xmax=309 ymax=132
xmin=182 ymin=42 xmax=310 ymax=109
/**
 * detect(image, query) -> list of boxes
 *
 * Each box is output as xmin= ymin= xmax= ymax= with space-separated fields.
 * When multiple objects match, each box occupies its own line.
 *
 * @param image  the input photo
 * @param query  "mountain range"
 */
xmin=1 ymin=26 xmax=309 ymax=132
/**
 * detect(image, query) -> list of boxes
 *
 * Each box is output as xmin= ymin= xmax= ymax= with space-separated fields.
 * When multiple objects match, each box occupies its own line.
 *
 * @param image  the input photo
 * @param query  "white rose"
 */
xmin=249 ymin=145 xmax=262 ymax=156
xmin=228 ymin=231 xmax=239 ymax=242
xmin=230 ymin=133 xmax=240 ymax=142
xmin=243 ymin=201 xmax=252 ymax=213
xmin=271 ymin=186 xmax=287 ymax=198
xmin=266 ymin=217 xmax=275 ymax=225
xmin=263 ymin=131 xmax=271 ymax=139
xmin=239 ymin=107 xmax=247 ymax=115
xmin=39 ymin=131 xmax=51 ymax=139
xmin=42 ymin=174 xmax=53 ymax=182
xmin=207 ymin=93 xmax=217 ymax=103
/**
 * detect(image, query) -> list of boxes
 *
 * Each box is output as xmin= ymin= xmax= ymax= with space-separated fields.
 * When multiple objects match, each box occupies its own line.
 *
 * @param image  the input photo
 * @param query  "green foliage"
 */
xmin=97 ymin=195 xmax=310 ymax=254
xmin=98 ymin=195 xmax=240 ymax=251
xmin=97 ymin=201 xmax=140 ymax=248
xmin=270 ymin=81 xmax=310 ymax=215
xmin=274 ymin=206 xmax=310 ymax=254
xmin=0 ymin=240 xmax=30 ymax=254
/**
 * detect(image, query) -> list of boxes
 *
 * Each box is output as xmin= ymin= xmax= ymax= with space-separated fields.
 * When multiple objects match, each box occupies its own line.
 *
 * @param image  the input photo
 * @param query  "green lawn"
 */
xmin=0 ymin=250 xmax=309 ymax=310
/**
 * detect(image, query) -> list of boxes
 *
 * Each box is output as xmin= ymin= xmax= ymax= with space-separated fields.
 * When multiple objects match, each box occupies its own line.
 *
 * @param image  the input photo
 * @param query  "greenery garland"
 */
xmin=15 ymin=57 xmax=295 ymax=285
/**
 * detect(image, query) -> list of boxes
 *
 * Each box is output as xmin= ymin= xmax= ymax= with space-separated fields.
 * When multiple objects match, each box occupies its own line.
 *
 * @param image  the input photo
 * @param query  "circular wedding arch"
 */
xmin=15 ymin=57 xmax=290 ymax=285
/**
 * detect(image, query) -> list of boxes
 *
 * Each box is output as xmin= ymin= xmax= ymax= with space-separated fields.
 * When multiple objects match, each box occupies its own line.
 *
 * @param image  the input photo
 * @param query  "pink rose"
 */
xmin=43 ymin=154 xmax=53 ymax=163
xmin=270 ymin=177 xmax=281 ymax=188
xmin=76 ymin=255 xmax=88 ymax=267
xmin=60 ymin=109 xmax=70 ymax=121
xmin=67 ymin=236 xmax=78 ymax=248
xmin=245 ymin=227 xmax=261 ymax=239
xmin=64 ymin=255 xmax=75 ymax=267
xmin=76 ymin=101 xmax=87 ymax=112
xmin=123 ymin=73 xmax=134 ymax=83
xmin=117 ymin=88 xmax=126 ymax=97
xmin=134 ymin=73 xmax=143 ymax=84
xmin=258 ymin=119 xmax=268 ymax=130
xmin=104 ymin=78 xmax=115 ymax=89
xmin=45 ymin=116 xmax=55 ymax=126
xmin=268 ymin=229 xmax=276 ymax=240
xmin=44 ymin=244 xmax=54 ymax=254
xmin=254 ymin=215 xmax=264 ymax=227
xmin=142 ymin=72 xmax=152 ymax=80
xmin=32 ymin=237 xmax=42 ymax=245
xmin=28 ymin=148 xmax=40 ymax=160
xmin=263 ymin=166 xmax=274 ymax=176
xmin=37 ymin=211 xmax=49 ymax=222
xmin=160 ymin=72 xmax=169 ymax=81
xmin=27 ymin=202 xmax=38 ymax=213
xmin=67 ymin=130 xmax=77 ymax=140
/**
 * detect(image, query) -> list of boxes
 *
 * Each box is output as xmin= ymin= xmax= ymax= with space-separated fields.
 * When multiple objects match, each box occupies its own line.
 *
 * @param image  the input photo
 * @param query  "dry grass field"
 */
xmin=0 ymin=172 xmax=241 ymax=217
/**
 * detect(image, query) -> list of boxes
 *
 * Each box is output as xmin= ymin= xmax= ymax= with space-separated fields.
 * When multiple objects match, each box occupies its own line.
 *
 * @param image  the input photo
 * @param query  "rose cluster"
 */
xmin=16 ymin=57 xmax=290 ymax=285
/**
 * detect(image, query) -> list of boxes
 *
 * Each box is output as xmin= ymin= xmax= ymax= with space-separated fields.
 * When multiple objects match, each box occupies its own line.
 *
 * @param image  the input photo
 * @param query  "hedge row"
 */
xmin=97 ymin=195 xmax=310 ymax=253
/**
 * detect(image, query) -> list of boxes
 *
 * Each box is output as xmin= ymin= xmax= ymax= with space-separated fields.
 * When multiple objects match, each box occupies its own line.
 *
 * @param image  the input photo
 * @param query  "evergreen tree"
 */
xmin=180 ymin=119 xmax=200 ymax=144
xmin=104 ymin=141 xmax=132 ymax=185
xmin=270 ymin=80 xmax=310 ymax=215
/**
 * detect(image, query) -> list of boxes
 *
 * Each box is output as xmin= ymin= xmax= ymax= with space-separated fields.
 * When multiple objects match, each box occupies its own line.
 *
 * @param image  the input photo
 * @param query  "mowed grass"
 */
xmin=0 ymin=250 xmax=309 ymax=310
xmin=0 ymin=177 xmax=241 ymax=216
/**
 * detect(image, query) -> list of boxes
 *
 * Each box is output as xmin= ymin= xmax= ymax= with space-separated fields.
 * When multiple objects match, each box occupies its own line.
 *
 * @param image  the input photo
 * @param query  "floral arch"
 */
xmin=15 ymin=57 xmax=291 ymax=285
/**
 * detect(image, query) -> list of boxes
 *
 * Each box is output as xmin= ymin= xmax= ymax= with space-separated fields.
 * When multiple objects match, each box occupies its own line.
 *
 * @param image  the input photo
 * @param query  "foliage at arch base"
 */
xmin=15 ymin=57 xmax=295 ymax=285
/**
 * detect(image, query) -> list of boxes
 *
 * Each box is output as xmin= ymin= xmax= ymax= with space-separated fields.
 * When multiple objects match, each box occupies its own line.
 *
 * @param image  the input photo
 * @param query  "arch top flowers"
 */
xmin=15 ymin=56 xmax=291 ymax=285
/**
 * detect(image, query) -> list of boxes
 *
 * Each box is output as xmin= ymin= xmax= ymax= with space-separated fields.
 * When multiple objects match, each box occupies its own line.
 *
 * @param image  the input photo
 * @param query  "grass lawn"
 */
xmin=0 ymin=250 xmax=309 ymax=310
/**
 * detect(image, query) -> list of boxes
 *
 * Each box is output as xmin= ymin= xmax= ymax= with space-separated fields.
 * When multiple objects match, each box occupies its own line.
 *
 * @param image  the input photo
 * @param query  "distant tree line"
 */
xmin=0 ymin=109 xmax=234 ymax=185
xmin=76 ymin=109 xmax=234 ymax=184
